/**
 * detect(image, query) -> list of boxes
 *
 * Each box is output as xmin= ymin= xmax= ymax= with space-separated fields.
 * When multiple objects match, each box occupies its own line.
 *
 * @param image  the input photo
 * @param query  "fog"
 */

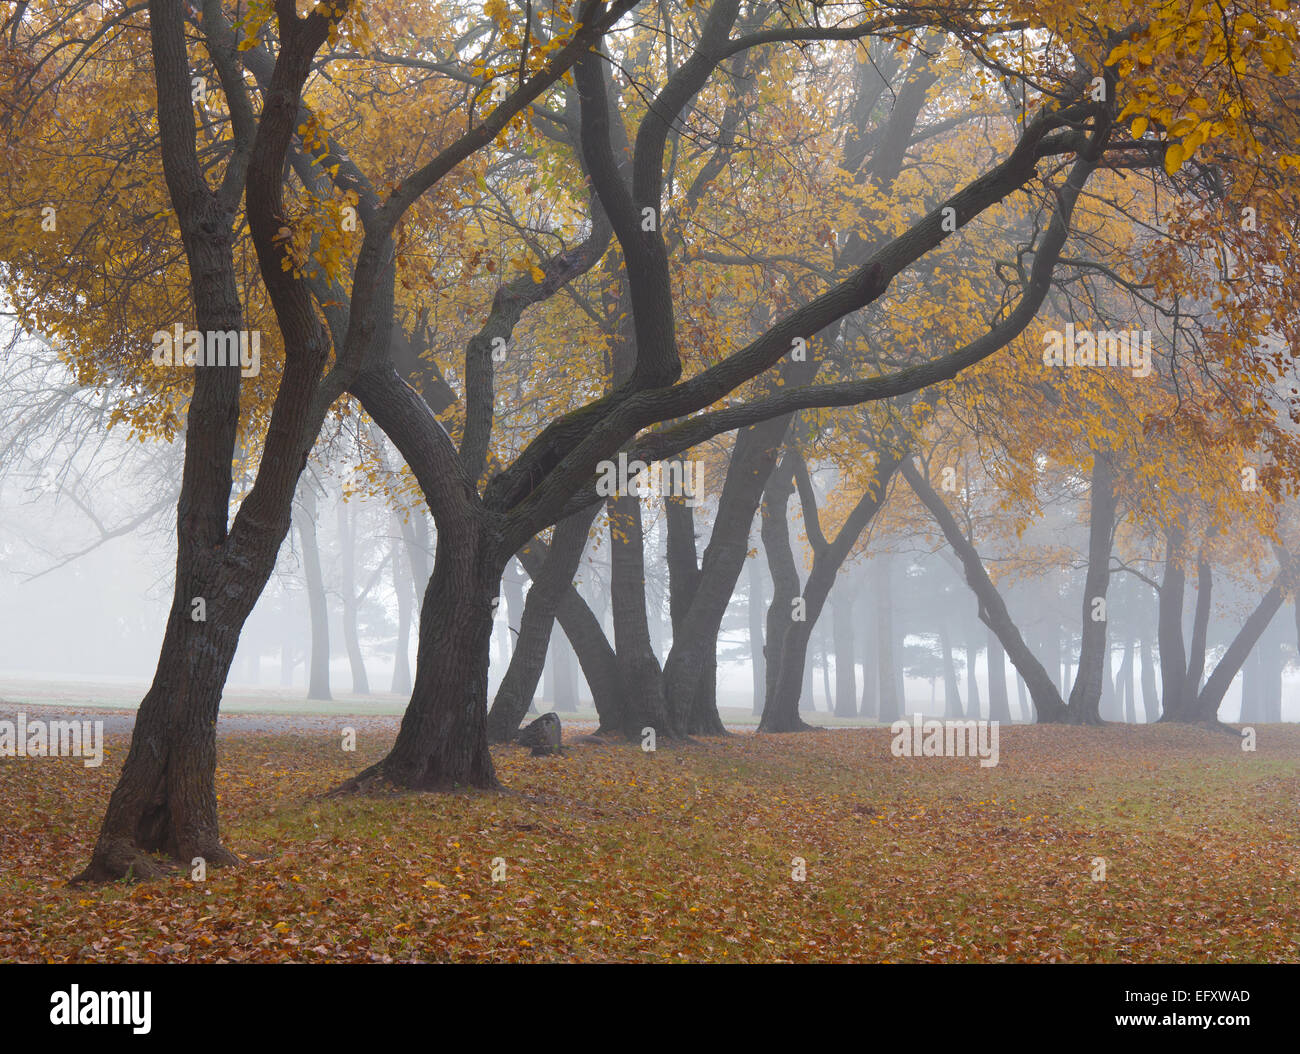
xmin=4 ymin=323 xmax=1296 ymax=726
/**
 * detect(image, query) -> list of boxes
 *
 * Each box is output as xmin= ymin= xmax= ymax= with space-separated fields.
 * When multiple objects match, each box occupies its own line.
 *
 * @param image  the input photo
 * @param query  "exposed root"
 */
xmin=70 ymin=836 xmax=238 ymax=886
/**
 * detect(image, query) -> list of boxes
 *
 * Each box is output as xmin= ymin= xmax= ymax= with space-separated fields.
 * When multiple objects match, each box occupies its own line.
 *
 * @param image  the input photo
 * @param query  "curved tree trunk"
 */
xmin=762 ymin=450 xmax=902 ymax=731
xmin=758 ymin=456 xmax=809 ymax=731
xmin=661 ymin=424 xmax=786 ymax=733
xmin=1239 ymin=645 xmax=1260 ymax=723
xmin=487 ymin=506 xmax=599 ymax=742
xmin=76 ymin=0 xmax=334 ymax=881
xmin=902 ymin=460 xmax=1068 ymax=722
xmin=1191 ymin=583 xmax=1284 ymax=723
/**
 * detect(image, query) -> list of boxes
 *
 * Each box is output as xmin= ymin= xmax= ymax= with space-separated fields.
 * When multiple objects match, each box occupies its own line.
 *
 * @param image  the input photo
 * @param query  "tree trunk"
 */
xmin=858 ymin=572 xmax=879 ymax=720
xmin=1263 ymin=613 xmax=1284 ymax=723
xmin=965 ymin=634 xmax=982 ymax=720
xmin=1114 ymin=638 xmax=1134 ymax=724
xmin=1191 ymin=584 xmax=1285 ymax=723
xmin=759 ymin=457 xmax=808 ymax=730
xmin=939 ymin=619 xmax=964 ymax=719
xmin=1066 ymin=452 xmax=1117 ymax=724
xmin=800 ymin=648 xmax=816 ymax=713
xmin=554 ymin=636 xmax=579 ymax=713
xmin=608 ymin=493 xmax=671 ymax=739
xmin=986 ymin=629 xmax=1011 ymax=724
xmin=542 ymin=636 xmax=556 ymax=708
xmin=748 ymin=553 xmax=766 ymax=716
xmin=664 ymin=478 xmax=727 ymax=735
xmin=902 ymin=460 xmax=1068 ymax=722
xmin=1185 ymin=546 xmax=1213 ymax=697
xmin=1139 ymin=632 xmax=1159 ymax=723
xmin=761 ymin=451 xmax=901 ymax=730
xmin=876 ymin=554 xmax=902 ymax=723
xmin=1157 ymin=527 xmax=1189 ymax=720
xmin=832 ymin=590 xmax=858 ymax=718
xmin=512 ymin=516 xmax=625 ymax=733
xmin=487 ymin=506 xmax=599 ymax=742
xmin=298 ymin=484 xmax=332 ymax=701
xmin=344 ymin=522 xmax=503 ymax=790
xmin=338 ymin=497 xmax=370 ymax=695
xmin=1239 ymin=644 xmax=1260 ymax=723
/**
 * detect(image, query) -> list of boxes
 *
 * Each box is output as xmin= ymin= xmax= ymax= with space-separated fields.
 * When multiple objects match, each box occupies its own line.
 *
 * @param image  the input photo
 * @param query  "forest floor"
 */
xmin=2 ymin=714 xmax=1298 ymax=962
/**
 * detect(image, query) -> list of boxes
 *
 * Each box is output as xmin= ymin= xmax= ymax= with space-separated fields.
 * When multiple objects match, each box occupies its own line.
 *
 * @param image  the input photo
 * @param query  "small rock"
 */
xmin=517 ymin=713 xmax=563 ymax=756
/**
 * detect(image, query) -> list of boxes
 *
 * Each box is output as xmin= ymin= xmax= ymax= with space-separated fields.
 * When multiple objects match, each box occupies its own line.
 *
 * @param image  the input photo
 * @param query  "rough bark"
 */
xmin=608 ymin=493 xmax=671 ymax=739
xmin=75 ymin=0 xmax=341 ymax=882
xmin=664 ymin=480 xmax=727 ymax=735
xmin=340 ymin=517 xmax=504 ymax=791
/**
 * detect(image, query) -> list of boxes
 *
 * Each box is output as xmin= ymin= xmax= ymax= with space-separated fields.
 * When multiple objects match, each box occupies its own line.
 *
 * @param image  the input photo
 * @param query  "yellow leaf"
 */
xmin=1164 ymin=142 xmax=1185 ymax=175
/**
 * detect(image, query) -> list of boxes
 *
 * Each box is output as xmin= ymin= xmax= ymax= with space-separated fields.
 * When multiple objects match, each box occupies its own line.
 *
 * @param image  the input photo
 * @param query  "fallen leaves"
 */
xmin=1 ymin=721 xmax=1298 ymax=962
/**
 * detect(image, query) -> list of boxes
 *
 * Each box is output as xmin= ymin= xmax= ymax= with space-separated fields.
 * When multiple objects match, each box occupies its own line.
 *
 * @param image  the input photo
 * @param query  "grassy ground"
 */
xmin=2 ymin=717 xmax=1298 ymax=962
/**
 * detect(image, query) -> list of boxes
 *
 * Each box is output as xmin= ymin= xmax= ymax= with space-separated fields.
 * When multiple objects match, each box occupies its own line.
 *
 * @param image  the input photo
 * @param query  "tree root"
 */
xmin=70 ymin=836 xmax=239 ymax=886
